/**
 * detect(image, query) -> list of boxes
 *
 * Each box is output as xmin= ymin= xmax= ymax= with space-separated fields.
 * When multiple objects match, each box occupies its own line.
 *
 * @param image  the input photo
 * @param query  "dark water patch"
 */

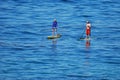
xmin=103 ymin=61 xmax=120 ymax=65
xmin=114 ymin=10 xmax=120 ymax=14
xmin=66 ymin=74 xmax=91 ymax=78
xmin=10 ymin=47 xmax=25 ymax=51
xmin=21 ymin=23 xmax=33 ymax=27
xmin=20 ymin=31 xmax=40 ymax=36
xmin=0 ymin=42 xmax=21 ymax=48
xmin=1 ymin=60 xmax=20 ymax=66
xmin=111 ymin=46 xmax=120 ymax=52
xmin=101 ymin=0 xmax=119 ymax=4
xmin=98 ymin=55 xmax=120 ymax=65
xmin=2 ymin=31 xmax=17 ymax=36
xmin=0 ymin=16 xmax=13 ymax=20
xmin=101 ymin=79 xmax=109 ymax=80
xmin=4 ymin=26 xmax=17 ymax=29
xmin=0 ymin=42 xmax=34 ymax=51
xmin=82 ymin=15 xmax=93 ymax=18
xmin=99 ymin=54 xmax=120 ymax=60
xmin=15 ymin=37 xmax=37 ymax=41
xmin=60 ymin=0 xmax=76 ymax=3
xmin=24 ymin=60 xmax=47 ymax=64
xmin=12 ymin=0 xmax=30 ymax=4
xmin=0 ymin=7 xmax=14 ymax=11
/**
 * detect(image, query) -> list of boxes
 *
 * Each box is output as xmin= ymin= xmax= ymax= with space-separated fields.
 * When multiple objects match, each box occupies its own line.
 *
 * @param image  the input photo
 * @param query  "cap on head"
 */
xmin=86 ymin=21 xmax=90 ymax=23
xmin=54 ymin=19 xmax=57 ymax=21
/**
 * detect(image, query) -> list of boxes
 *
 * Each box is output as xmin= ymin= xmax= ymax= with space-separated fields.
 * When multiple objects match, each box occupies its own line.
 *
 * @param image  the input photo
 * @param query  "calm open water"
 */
xmin=0 ymin=0 xmax=120 ymax=80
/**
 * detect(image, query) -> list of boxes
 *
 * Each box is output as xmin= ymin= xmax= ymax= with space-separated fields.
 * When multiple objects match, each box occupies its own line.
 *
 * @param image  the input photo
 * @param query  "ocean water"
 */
xmin=0 ymin=0 xmax=120 ymax=80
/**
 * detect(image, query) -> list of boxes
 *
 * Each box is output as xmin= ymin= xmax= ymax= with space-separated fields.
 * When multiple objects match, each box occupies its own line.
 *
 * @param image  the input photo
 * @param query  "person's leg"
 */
xmin=55 ymin=28 xmax=57 ymax=35
xmin=88 ymin=35 xmax=90 ymax=38
xmin=87 ymin=35 xmax=89 ymax=39
xmin=52 ymin=28 xmax=55 ymax=36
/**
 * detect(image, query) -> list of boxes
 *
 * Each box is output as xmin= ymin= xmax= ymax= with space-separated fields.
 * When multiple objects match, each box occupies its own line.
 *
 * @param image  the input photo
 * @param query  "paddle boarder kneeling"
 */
xmin=86 ymin=21 xmax=91 ymax=39
xmin=52 ymin=19 xmax=57 ymax=36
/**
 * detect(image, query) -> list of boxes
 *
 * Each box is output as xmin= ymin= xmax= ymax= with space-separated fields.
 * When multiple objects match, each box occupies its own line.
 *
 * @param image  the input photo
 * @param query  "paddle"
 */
xmin=79 ymin=27 xmax=86 ymax=39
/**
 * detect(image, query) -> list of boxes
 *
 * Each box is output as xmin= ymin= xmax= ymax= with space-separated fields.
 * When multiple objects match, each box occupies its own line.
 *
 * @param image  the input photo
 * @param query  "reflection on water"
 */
xmin=86 ymin=40 xmax=90 ymax=49
xmin=85 ymin=39 xmax=91 ymax=65
xmin=84 ymin=52 xmax=90 ymax=64
xmin=51 ymin=39 xmax=57 ymax=52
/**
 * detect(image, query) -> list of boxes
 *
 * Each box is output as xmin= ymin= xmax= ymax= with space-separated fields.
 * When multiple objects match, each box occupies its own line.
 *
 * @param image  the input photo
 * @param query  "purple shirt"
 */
xmin=52 ymin=21 xmax=57 ymax=28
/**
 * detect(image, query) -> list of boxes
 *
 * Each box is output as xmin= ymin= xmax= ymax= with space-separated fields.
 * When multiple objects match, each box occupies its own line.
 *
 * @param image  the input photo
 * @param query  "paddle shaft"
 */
xmin=80 ymin=27 xmax=86 ymax=39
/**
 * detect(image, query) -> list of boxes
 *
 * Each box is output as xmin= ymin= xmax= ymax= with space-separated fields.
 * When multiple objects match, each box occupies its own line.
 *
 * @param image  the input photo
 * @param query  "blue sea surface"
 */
xmin=0 ymin=0 xmax=120 ymax=80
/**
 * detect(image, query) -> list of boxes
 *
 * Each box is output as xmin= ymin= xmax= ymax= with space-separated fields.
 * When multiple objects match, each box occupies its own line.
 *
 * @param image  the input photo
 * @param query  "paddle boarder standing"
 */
xmin=86 ymin=21 xmax=91 ymax=38
xmin=52 ymin=19 xmax=57 ymax=36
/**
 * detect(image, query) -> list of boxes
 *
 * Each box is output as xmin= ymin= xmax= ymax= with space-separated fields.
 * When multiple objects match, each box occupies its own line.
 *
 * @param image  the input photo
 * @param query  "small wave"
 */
xmin=82 ymin=15 xmax=93 ymax=18
xmin=104 ymin=61 xmax=120 ymax=65
xmin=20 ymin=31 xmax=40 ymax=36
xmin=16 ymin=37 xmax=36 ymax=40
xmin=10 ymin=47 xmax=25 ymax=51
xmin=66 ymin=74 xmax=91 ymax=78
xmin=24 ymin=60 xmax=46 ymax=64
xmin=60 ymin=0 xmax=76 ymax=3
xmin=101 ymin=0 xmax=118 ymax=4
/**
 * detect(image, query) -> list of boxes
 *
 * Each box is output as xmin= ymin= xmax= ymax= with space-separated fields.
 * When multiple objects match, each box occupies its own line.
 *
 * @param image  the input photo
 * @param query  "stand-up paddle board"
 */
xmin=47 ymin=34 xmax=61 ymax=39
xmin=80 ymin=37 xmax=91 ymax=40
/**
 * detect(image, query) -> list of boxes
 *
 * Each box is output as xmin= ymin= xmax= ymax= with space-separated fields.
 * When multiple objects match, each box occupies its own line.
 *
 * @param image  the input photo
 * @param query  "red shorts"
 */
xmin=86 ymin=29 xmax=90 ymax=36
